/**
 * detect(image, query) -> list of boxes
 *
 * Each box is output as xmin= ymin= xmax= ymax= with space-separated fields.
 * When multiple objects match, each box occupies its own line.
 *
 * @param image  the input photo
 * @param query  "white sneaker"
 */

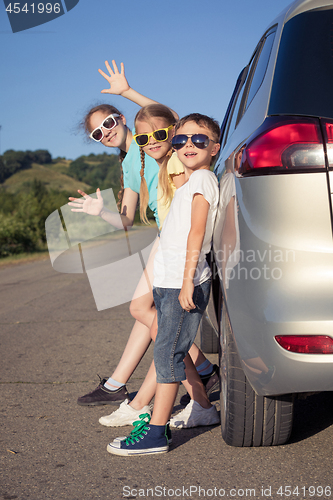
xmin=170 ymin=400 xmax=220 ymax=428
xmin=99 ymin=399 xmax=151 ymax=427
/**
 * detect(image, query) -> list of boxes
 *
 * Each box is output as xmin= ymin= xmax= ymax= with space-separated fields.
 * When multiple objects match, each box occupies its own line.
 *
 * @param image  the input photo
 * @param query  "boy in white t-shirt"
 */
xmin=108 ymin=114 xmax=220 ymax=456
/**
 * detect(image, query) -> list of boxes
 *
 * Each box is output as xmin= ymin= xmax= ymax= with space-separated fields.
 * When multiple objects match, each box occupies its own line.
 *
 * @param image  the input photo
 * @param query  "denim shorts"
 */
xmin=153 ymin=278 xmax=211 ymax=383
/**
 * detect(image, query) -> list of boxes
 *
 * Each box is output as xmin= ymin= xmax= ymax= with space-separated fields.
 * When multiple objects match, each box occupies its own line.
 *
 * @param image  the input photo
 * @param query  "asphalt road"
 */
xmin=1 ymin=256 xmax=333 ymax=500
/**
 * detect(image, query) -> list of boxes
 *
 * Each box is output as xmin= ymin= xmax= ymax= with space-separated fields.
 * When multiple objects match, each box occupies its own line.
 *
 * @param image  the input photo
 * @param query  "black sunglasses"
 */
xmin=172 ymin=134 xmax=215 ymax=150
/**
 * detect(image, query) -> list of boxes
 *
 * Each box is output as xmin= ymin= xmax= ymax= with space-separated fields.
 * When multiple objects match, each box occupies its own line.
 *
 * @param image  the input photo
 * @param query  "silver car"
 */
xmin=209 ymin=0 xmax=333 ymax=446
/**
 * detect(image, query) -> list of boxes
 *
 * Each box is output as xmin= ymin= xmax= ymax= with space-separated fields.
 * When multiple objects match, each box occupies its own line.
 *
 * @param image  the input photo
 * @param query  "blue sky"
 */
xmin=0 ymin=0 xmax=292 ymax=160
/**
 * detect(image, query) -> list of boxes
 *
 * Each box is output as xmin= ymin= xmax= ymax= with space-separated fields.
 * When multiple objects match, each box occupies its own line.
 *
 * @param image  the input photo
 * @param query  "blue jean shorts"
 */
xmin=153 ymin=278 xmax=211 ymax=384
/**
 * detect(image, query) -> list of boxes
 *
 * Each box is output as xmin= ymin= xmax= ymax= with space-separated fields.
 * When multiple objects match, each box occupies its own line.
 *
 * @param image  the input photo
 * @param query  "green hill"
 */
xmin=2 ymin=161 xmax=92 ymax=194
xmin=0 ymin=150 xmax=122 ymax=195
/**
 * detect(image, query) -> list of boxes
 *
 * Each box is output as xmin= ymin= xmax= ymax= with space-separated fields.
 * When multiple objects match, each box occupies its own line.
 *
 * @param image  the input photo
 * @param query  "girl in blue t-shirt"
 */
xmin=69 ymin=61 xmax=219 ymax=423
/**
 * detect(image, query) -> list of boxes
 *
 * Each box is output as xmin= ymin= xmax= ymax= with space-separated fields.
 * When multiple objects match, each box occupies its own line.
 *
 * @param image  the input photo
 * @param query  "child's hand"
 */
xmin=68 ymin=188 xmax=104 ymax=216
xmin=99 ymin=60 xmax=130 ymax=96
xmin=178 ymin=281 xmax=195 ymax=312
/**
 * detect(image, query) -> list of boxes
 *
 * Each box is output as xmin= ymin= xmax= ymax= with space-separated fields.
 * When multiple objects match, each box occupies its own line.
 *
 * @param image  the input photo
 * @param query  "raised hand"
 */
xmin=68 ymin=188 xmax=104 ymax=216
xmin=98 ymin=60 xmax=130 ymax=96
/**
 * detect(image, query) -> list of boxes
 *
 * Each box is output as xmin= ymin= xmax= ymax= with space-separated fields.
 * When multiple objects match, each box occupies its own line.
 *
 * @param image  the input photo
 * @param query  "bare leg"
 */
xmin=109 ymin=290 xmax=155 ymax=384
xmin=129 ymin=238 xmax=158 ymax=326
xmin=150 ymin=382 xmax=180 ymax=426
xmin=188 ymin=343 xmax=208 ymax=368
xmin=127 ymin=314 xmax=158 ymax=409
xmin=129 ymin=291 xmax=156 ymax=330
xmin=129 ymin=360 xmax=157 ymax=410
xmin=182 ymin=355 xmax=211 ymax=408
xmin=110 ymin=320 xmax=152 ymax=384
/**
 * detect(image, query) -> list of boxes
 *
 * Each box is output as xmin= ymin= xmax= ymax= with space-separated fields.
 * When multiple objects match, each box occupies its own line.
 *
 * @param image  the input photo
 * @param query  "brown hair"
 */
xmin=134 ymin=104 xmax=176 ymax=224
xmin=82 ymin=104 xmax=127 ymax=210
xmin=175 ymin=113 xmax=221 ymax=166
xmin=83 ymin=104 xmax=123 ymax=136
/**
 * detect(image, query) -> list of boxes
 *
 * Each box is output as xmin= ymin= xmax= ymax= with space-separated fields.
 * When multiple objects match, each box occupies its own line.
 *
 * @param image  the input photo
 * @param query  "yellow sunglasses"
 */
xmin=133 ymin=125 xmax=174 ymax=147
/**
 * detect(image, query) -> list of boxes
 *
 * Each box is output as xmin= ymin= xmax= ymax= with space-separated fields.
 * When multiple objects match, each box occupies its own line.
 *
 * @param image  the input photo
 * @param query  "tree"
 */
xmin=1 ymin=150 xmax=33 ymax=182
xmin=32 ymin=150 xmax=52 ymax=164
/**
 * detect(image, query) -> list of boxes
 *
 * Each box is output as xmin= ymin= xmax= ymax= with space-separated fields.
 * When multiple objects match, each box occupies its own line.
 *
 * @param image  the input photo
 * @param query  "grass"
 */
xmin=0 ymin=249 xmax=50 ymax=269
xmin=47 ymin=159 xmax=72 ymax=175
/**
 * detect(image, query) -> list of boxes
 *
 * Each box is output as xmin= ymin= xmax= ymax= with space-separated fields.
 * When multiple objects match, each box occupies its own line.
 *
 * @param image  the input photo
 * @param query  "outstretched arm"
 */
xmin=68 ymin=187 xmax=138 ymax=230
xmin=99 ymin=60 xmax=179 ymax=120
xmin=178 ymin=193 xmax=210 ymax=311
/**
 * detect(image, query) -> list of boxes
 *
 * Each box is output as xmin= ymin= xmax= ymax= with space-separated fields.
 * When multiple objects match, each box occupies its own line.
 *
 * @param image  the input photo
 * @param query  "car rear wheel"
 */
xmin=220 ymin=307 xmax=294 ymax=447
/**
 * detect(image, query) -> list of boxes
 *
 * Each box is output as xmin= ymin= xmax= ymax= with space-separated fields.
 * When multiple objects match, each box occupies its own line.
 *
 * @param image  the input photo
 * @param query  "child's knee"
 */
xmin=129 ymin=301 xmax=141 ymax=321
xmin=130 ymin=301 xmax=149 ymax=323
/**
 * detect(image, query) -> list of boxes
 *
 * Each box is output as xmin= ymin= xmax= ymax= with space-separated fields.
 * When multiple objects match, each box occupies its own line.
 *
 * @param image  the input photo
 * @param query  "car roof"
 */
xmin=268 ymin=0 xmax=333 ymax=29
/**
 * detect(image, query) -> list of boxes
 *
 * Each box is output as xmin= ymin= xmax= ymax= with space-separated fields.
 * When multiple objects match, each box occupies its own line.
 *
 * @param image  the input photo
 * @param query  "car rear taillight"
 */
xmin=237 ymin=117 xmax=326 ymax=176
xmin=322 ymin=120 xmax=333 ymax=168
xmin=275 ymin=335 xmax=333 ymax=354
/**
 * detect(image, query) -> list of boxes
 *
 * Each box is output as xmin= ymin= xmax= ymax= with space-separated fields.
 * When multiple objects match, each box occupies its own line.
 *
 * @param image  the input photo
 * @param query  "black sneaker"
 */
xmin=180 ymin=364 xmax=220 ymax=406
xmin=77 ymin=377 xmax=129 ymax=406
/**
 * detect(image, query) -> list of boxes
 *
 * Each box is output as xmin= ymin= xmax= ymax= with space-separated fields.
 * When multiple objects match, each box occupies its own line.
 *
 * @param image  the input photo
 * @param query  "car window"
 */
xmin=269 ymin=9 xmax=333 ymax=120
xmin=221 ymin=27 xmax=276 ymax=148
xmin=219 ymin=68 xmax=247 ymax=147
xmin=219 ymin=69 xmax=246 ymax=146
xmin=243 ymin=28 xmax=276 ymax=111
xmin=222 ymin=67 xmax=249 ymax=147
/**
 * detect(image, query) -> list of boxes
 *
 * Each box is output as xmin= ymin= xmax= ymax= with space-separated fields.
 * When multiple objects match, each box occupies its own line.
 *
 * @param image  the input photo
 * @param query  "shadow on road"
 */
xmin=289 ymin=391 xmax=333 ymax=444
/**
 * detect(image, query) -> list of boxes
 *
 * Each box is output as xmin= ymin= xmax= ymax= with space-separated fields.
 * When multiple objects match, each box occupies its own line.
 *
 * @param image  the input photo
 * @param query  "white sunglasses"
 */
xmin=89 ymin=114 xmax=120 ymax=142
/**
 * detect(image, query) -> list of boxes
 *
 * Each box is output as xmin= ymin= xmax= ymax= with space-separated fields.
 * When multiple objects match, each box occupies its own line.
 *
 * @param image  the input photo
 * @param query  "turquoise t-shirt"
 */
xmin=122 ymin=138 xmax=160 ymax=227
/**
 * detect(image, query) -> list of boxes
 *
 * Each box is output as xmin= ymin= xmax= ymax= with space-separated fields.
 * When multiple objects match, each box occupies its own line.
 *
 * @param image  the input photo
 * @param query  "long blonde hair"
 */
xmin=135 ymin=104 xmax=176 ymax=224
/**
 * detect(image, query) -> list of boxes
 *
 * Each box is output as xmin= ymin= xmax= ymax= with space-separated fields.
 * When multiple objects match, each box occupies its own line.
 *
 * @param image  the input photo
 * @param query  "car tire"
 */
xmin=220 ymin=306 xmax=294 ymax=447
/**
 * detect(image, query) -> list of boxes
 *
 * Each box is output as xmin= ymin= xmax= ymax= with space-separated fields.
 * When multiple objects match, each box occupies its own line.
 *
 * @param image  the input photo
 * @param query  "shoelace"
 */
xmin=124 ymin=413 xmax=151 ymax=445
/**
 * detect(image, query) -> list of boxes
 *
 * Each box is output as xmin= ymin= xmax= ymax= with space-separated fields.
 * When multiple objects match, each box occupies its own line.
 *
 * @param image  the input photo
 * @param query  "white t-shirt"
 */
xmin=154 ymin=169 xmax=219 ymax=289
